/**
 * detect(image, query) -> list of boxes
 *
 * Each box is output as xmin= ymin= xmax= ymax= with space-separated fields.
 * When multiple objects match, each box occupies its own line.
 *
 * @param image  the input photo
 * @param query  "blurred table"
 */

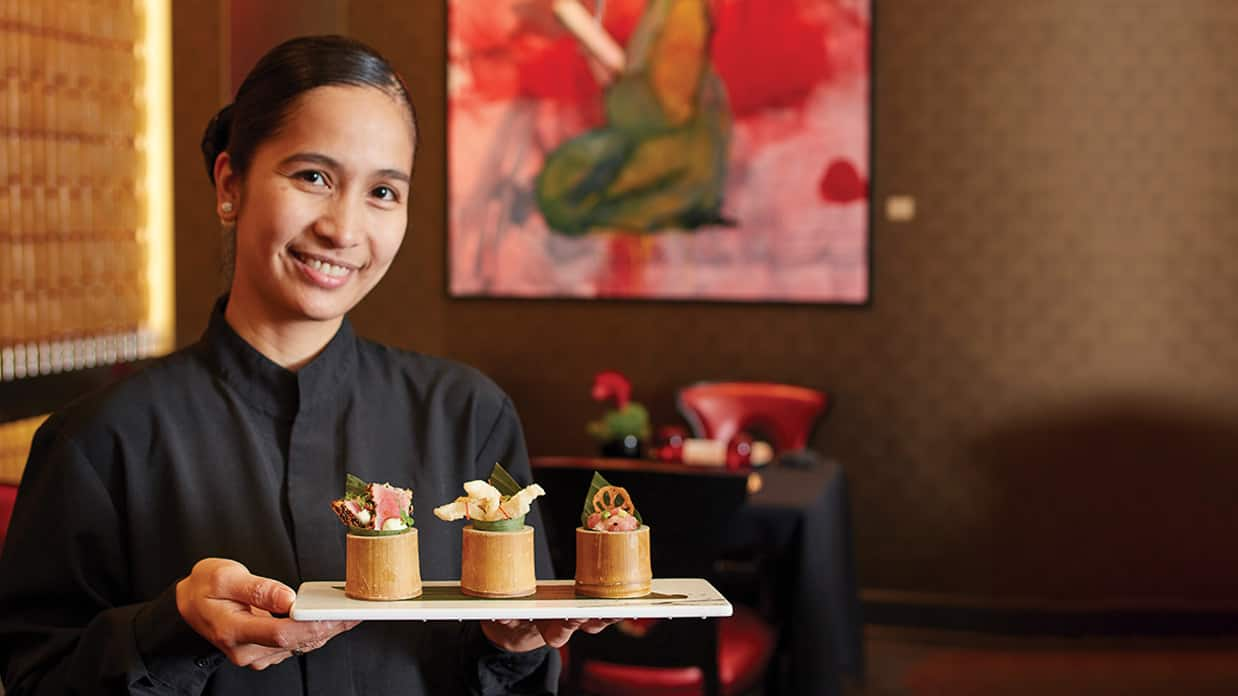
xmin=531 ymin=453 xmax=863 ymax=695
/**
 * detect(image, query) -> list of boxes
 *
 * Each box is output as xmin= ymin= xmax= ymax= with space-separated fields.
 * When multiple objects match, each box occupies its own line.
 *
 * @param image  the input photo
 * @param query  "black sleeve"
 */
xmin=467 ymin=396 xmax=561 ymax=695
xmin=0 ymin=423 xmax=224 ymax=695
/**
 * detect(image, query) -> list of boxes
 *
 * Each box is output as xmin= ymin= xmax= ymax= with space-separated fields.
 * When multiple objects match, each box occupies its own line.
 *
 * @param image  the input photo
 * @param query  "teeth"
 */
xmin=301 ymin=255 xmax=350 ymax=277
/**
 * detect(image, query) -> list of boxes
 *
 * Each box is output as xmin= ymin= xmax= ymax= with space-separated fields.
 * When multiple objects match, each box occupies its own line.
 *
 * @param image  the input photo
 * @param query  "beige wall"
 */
xmin=173 ymin=0 xmax=1238 ymax=606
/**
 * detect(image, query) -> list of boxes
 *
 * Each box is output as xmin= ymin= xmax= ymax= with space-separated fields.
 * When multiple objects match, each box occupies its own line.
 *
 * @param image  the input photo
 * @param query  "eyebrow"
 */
xmin=278 ymin=152 xmax=411 ymax=183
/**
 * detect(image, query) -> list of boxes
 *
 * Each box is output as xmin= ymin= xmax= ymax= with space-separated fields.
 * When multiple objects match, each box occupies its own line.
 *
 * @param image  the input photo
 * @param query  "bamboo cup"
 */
xmin=345 ymin=529 xmax=422 ymax=600
xmin=574 ymin=525 xmax=652 ymax=598
xmin=460 ymin=525 xmax=537 ymax=598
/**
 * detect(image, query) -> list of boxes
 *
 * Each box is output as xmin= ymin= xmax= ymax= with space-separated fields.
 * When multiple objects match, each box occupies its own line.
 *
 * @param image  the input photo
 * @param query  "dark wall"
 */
xmin=171 ymin=1 xmax=226 ymax=352
xmin=175 ymin=1 xmax=1238 ymax=606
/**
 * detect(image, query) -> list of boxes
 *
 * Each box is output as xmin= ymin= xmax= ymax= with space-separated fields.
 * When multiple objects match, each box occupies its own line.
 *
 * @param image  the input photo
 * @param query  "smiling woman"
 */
xmin=200 ymin=37 xmax=417 ymax=368
xmin=0 ymin=36 xmax=608 ymax=696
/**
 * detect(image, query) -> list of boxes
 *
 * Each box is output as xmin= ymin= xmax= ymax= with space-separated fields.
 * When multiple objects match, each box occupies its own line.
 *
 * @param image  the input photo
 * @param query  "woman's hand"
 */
xmin=176 ymin=558 xmax=360 ymax=670
xmin=481 ymin=618 xmax=618 ymax=653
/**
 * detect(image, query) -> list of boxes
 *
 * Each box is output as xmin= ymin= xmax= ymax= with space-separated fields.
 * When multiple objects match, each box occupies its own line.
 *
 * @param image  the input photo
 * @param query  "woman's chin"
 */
xmin=299 ymin=297 xmax=357 ymax=323
xmin=281 ymin=286 xmax=362 ymax=323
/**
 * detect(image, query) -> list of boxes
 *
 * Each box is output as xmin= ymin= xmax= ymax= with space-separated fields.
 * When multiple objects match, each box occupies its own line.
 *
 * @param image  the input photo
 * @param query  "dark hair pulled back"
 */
xmin=200 ymin=35 xmax=415 ymax=185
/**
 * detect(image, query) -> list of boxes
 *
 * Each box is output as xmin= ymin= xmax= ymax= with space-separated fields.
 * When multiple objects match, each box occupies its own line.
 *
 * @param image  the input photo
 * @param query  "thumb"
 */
xmin=228 ymin=573 xmax=296 ymax=615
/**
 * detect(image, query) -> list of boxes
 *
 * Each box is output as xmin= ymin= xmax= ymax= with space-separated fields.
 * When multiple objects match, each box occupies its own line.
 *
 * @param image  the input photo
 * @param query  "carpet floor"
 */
xmin=846 ymin=626 xmax=1238 ymax=696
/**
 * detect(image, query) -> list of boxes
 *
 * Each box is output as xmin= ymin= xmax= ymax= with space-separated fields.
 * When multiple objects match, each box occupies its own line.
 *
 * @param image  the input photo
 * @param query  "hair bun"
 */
xmin=200 ymin=103 xmax=235 ymax=184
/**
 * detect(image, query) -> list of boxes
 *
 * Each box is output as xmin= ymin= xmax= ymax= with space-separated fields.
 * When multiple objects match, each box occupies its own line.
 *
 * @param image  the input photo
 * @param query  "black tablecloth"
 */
xmin=729 ymin=452 xmax=864 ymax=694
xmin=529 ymin=452 xmax=863 ymax=695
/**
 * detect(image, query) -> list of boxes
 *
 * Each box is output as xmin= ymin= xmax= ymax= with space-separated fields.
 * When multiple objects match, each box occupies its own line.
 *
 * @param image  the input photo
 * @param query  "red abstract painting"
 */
xmin=449 ymin=0 xmax=870 ymax=302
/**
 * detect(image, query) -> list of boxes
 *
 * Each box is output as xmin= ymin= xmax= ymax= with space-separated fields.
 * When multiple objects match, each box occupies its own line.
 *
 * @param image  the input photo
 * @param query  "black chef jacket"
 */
xmin=0 ymin=297 xmax=559 ymax=695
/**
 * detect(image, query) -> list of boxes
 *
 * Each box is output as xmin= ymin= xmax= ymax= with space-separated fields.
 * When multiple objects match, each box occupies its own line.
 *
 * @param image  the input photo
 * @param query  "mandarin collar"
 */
xmin=196 ymin=295 xmax=358 ymax=419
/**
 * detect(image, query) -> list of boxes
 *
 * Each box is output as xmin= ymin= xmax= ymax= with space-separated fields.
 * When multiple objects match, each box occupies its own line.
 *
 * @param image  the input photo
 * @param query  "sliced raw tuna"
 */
xmin=371 ymin=483 xmax=412 ymax=529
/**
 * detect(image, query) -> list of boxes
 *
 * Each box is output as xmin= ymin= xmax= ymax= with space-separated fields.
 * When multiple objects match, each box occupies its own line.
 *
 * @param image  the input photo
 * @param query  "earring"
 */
xmin=220 ymin=201 xmax=234 ymax=214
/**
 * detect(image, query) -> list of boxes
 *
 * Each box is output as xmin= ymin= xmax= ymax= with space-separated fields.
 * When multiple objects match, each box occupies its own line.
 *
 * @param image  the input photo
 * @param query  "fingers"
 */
xmin=230 ymin=644 xmax=288 ymax=670
xmin=236 ymin=642 xmax=309 ymax=671
xmin=228 ymin=620 xmax=358 ymax=668
xmin=483 ymin=618 xmax=622 ymax=652
xmin=223 ymin=574 xmax=296 ymax=616
xmin=231 ymin=614 xmax=356 ymax=651
xmin=178 ymin=558 xmax=363 ymax=669
xmin=534 ymin=618 xmax=585 ymax=648
xmin=247 ymin=650 xmax=292 ymax=671
xmin=535 ymin=618 xmax=620 ymax=647
xmin=191 ymin=559 xmax=296 ymax=617
xmin=579 ymin=618 xmax=618 ymax=634
xmin=481 ymin=619 xmax=545 ymax=653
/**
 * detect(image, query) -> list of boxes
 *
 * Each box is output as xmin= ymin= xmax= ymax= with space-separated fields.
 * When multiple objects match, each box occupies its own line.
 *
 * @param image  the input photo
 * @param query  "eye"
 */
xmin=371 ymin=185 xmax=399 ymax=203
xmin=294 ymin=170 xmax=328 ymax=186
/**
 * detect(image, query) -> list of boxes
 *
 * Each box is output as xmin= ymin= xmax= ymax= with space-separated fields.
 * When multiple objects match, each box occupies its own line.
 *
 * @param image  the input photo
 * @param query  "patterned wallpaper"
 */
xmin=860 ymin=0 xmax=1238 ymax=601
xmin=173 ymin=1 xmax=1238 ymax=604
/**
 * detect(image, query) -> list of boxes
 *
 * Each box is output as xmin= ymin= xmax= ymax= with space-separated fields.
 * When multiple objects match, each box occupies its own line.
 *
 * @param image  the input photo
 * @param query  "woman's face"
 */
xmin=220 ymin=84 xmax=415 ymax=325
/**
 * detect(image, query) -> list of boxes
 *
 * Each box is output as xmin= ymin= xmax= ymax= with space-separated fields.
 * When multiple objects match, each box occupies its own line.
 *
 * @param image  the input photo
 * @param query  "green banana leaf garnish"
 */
xmin=345 ymin=473 xmax=369 ymax=501
xmin=348 ymin=526 xmax=413 ymax=537
xmin=471 ymin=516 xmax=527 ymax=532
xmin=488 ymin=462 xmax=523 ymax=497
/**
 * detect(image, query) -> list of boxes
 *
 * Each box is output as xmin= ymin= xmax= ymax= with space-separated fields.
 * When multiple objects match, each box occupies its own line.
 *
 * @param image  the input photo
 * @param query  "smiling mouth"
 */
xmin=289 ymin=249 xmax=360 ymax=278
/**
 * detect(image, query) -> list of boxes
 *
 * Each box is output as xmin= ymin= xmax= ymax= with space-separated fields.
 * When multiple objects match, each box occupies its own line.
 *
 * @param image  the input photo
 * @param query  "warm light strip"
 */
xmin=142 ymin=0 xmax=174 ymax=355
xmin=0 ymin=415 xmax=47 ymax=485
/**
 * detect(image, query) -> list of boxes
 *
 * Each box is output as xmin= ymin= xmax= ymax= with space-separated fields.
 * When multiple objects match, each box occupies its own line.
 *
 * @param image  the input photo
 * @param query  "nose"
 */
xmin=312 ymin=195 xmax=363 ymax=249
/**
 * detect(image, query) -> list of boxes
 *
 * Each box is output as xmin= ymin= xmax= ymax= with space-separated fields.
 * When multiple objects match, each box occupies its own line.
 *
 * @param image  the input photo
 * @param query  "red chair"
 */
xmin=0 ymin=483 xmax=18 ymax=550
xmin=677 ymin=382 xmax=827 ymax=452
xmin=568 ymin=607 xmax=774 ymax=696
xmin=675 ymin=382 xmax=828 ymax=688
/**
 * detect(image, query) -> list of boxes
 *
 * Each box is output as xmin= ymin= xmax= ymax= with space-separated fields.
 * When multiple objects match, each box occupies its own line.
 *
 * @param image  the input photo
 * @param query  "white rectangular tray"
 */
xmin=291 ymin=578 xmax=731 ymax=622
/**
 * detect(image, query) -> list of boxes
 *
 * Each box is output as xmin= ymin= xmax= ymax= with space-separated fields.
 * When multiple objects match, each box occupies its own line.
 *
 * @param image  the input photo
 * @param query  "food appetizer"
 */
xmin=331 ymin=474 xmax=422 ymax=600
xmin=574 ymin=472 xmax=652 ymax=598
xmin=434 ymin=463 xmax=546 ymax=598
